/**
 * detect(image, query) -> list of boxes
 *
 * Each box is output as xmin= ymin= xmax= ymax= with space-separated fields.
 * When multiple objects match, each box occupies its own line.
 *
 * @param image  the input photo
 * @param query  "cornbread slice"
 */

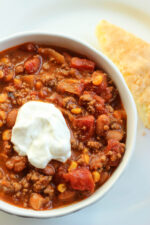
xmin=96 ymin=20 xmax=150 ymax=128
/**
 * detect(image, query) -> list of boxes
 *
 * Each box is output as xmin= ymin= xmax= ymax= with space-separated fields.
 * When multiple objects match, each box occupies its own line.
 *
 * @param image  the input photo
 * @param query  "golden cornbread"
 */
xmin=96 ymin=20 xmax=150 ymax=128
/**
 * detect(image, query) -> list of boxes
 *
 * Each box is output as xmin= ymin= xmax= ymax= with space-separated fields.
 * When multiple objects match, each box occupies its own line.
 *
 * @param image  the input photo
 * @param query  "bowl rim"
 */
xmin=0 ymin=31 xmax=137 ymax=218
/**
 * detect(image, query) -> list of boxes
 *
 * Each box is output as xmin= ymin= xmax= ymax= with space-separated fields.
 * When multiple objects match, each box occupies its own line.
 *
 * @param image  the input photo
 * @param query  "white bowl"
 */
xmin=0 ymin=32 xmax=137 ymax=218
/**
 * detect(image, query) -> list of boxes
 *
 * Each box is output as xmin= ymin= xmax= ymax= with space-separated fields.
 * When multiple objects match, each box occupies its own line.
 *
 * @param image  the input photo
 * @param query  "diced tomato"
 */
xmin=105 ymin=139 xmax=124 ymax=167
xmin=106 ymin=139 xmax=122 ymax=153
xmin=49 ymin=93 xmax=64 ymax=107
xmin=71 ymin=57 xmax=95 ymax=71
xmin=57 ymin=78 xmax=84 ymax=96
xmin=73 ymin=115 xmax=95 ymax=140
xmin=24 ymin=55 xmax=42 ymax=74
xmin=100 ymin=87 xmax=112 ymax=102
xmin=64 ymin=168 xmax=94 ymax=192
xmin=21 ymin=75 xmax=35 ymax=88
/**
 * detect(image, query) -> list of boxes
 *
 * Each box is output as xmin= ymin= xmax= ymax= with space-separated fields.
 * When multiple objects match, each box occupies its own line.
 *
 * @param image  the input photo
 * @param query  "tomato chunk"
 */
xmin=106 ymin=139 xmax=122 ymax=153
xmin=64 ymin=168 xmax=94 ymax=192
xmin=49 ymin=93 xmax=64 ymax=107
xmin=21 ymin=75 xmax=35 ymax=88
xmin=71 ymin=57 xmax=95 ymax=71
xmin=24 ymin=55 xmax=42 ymax=74
xmin=73 ymin=115 xmax=95 ymax=140
xmin=57 ymin=79 xmax=84 ymax=96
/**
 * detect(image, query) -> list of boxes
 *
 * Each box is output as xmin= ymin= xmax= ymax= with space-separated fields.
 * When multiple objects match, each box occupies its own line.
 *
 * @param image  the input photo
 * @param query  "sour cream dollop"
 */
xmin=11 ymin=101 xmax=71 ymax=169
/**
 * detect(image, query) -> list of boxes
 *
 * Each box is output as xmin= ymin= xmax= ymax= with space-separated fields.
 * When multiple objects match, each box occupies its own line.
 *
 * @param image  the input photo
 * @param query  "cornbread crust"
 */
xmin=96 ymin=20 xmax=150 ymax=128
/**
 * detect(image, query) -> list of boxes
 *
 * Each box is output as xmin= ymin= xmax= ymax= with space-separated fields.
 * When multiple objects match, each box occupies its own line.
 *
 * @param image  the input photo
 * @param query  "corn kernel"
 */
xmin=0 ymin=93 xmax=8 ymax=103
xmin=2 ymin=129 xmax=11 ymax=141
xmin=92 ymin=171 xmax=101 ymax=183
xmin=71 ymin=108 xmax=82 ymax=114
xmin=68 ymin=161 xmax=78 ymax=171
xmin=83 ymin=148 xmax=88 ymax=153
xmin=35 ymin=81 xmax=43 ymax=90
xmin=84 ymin=154 xmax=90 ymax=164
xmin=0 ymin=57 xmax=9 ymax=64
xmin=14 ymin=78 xmax=22 ymax=87
xmin=57 ymin=184 xmax=66 ymax=193
xmin=92 ymin=75 xmax=103 ymax=86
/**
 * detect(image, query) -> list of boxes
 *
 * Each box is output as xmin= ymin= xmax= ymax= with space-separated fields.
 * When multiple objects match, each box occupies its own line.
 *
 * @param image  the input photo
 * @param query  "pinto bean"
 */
xmin=58 ymin=191 xmax=76 ymax=202
xmin=29 ymin=193 xmax=46 ymax=210
xmin=7 ymin=109 xmax=18 ymax=128
xmin=96 ymin=114 xmax=110 ymax=136
xmin=41 ymin=164 xmax=55 ymax=176
xmin=106 ymin=130 xmax=123 ymax=141
xmin=24 ymin=55 xmax=42 ymax=74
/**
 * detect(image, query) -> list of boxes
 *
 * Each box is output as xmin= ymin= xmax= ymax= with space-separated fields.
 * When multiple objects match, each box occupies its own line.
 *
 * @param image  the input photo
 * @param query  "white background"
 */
xmin=0 ymin=0 xmax=150 ymax=224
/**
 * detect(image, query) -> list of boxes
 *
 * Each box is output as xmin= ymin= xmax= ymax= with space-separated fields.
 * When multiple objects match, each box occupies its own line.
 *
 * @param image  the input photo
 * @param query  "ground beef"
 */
xmin=6 ymin=156 xmax=27 ymax=172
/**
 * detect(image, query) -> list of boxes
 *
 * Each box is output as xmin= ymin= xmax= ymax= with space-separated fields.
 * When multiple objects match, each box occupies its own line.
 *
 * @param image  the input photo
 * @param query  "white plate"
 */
xmin=0 ymin=0 xmax=150 ymax=224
